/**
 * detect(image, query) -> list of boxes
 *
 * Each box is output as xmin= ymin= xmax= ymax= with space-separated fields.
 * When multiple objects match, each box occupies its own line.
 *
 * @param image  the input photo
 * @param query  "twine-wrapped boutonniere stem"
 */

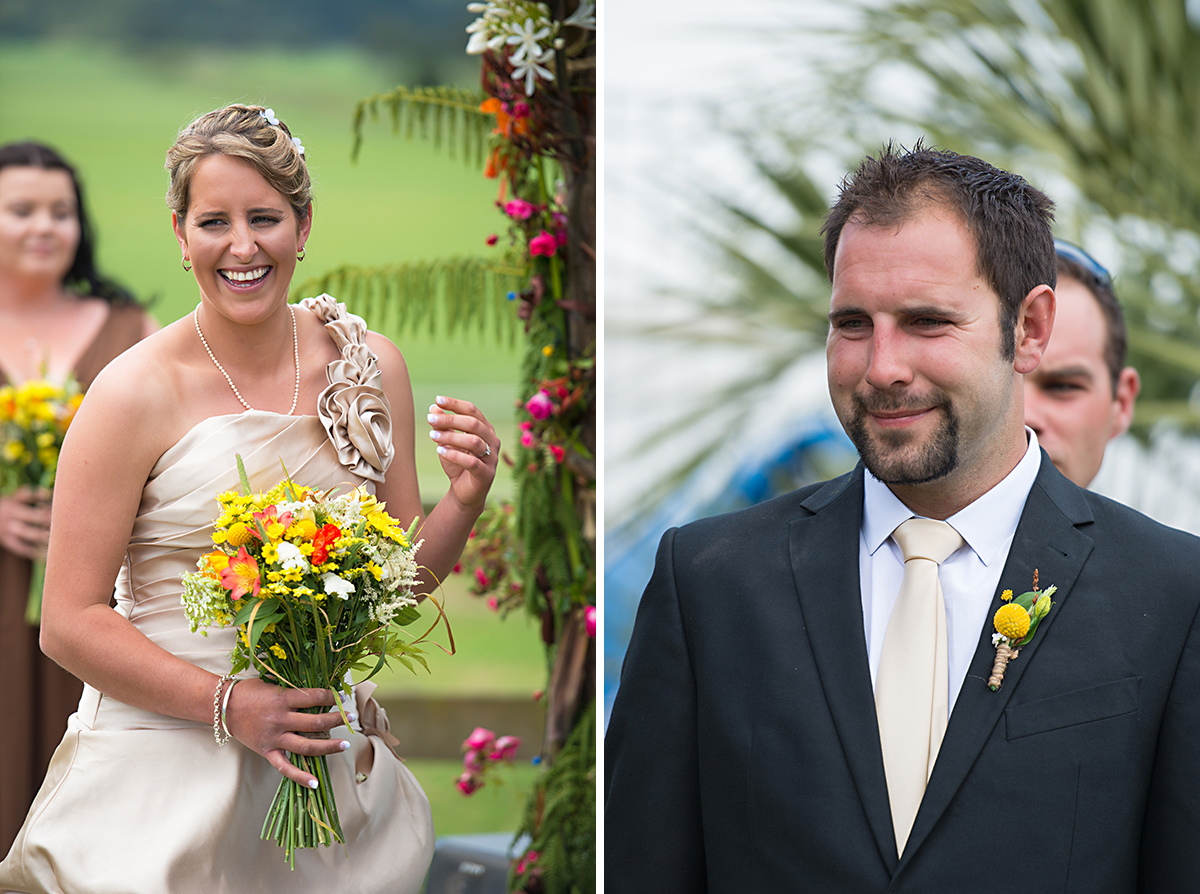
xmin=988 ymin=570 xmax=1056 ymax=691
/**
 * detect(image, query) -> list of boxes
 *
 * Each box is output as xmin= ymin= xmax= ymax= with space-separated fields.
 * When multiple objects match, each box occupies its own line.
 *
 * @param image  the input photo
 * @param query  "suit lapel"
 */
xmin=789 ymin=466 xmax=899 ymax=871
xmin=901 ymin=457 xmax=1095 ymax=860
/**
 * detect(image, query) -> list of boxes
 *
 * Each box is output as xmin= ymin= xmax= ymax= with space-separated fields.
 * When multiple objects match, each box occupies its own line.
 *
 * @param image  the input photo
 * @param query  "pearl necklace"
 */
xmin=194 ymin=304 xmax=300 ymax=415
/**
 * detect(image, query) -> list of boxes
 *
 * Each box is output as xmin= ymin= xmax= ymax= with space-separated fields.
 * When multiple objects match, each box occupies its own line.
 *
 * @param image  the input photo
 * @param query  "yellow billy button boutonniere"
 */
xmin=987 ymin=569 xmax=1056 ymax=691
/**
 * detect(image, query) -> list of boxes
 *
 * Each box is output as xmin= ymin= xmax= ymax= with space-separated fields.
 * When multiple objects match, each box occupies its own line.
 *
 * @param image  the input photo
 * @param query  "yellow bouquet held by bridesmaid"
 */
xmin=181 ymin=455 xmax=445 ymax=867
xmin=0 ymin=377 xmax=84 ymax=623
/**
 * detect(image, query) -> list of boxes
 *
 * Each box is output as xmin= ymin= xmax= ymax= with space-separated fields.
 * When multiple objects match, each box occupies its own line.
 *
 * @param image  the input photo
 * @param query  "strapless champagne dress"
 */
xmin=0 ymin=297 xmax=434 ymax=894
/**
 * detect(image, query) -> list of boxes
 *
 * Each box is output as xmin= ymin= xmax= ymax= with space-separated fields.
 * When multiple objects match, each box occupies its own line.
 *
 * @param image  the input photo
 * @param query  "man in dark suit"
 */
xmin=605 ymin=144 xmax=1200 ymax=892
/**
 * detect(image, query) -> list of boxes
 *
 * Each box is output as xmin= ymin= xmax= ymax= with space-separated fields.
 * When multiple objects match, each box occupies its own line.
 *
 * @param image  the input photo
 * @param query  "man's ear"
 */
xmin=1109 ymin=365 xmax=1141 ymax=440
xmin=1013 ymin=284 xmax=1055 ymax=375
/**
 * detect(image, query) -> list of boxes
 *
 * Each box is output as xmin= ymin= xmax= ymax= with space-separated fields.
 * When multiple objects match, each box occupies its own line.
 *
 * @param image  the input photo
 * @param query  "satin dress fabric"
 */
xmin=0 ymin=297 xmax=433 ymax=894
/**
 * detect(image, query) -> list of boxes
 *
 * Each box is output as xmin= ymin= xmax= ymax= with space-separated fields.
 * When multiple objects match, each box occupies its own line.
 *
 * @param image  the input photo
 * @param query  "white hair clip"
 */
xmin=292 ymin=136 xmax=305 ymax=156
xmin=259 ymin=108 xmax=280 ymax=126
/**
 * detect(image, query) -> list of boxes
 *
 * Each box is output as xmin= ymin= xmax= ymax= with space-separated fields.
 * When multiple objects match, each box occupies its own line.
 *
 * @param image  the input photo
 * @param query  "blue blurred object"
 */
xmin=604 ymin=414 xmax=856 ymax=728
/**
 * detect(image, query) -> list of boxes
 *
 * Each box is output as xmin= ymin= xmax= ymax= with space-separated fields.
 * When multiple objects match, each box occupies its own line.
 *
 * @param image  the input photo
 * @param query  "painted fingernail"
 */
xmin=436 ymin=446 xmax=447 ymax=456
xmin=436 ymin=395 xmax=448 ymax=405
xmin=427 ymin=413 xmax=438 ymax=423
xmin=429 ymin=430 xmax=442 ymax=440
xmin=308 ymin=778 xmax=319 ymax=789
xmin=347 ymin=712 xmax=358 ymax=724
xmin=339 ymin=740 xmax=350 ymax=752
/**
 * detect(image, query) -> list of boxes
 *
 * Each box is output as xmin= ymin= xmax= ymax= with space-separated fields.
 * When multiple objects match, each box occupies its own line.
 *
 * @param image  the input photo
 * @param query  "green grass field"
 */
xmin=410 ymin=758 xmax=540 ymax=836
xmin=1 ymin=39 xmax=543 ymax=832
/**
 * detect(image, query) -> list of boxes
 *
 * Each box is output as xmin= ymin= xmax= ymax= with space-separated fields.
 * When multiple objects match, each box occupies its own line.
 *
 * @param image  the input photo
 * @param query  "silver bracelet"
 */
xmin=212 ymin=673 xmax=236 ymax=745
xmin=220 ymin=678 xmax=240 ymax=743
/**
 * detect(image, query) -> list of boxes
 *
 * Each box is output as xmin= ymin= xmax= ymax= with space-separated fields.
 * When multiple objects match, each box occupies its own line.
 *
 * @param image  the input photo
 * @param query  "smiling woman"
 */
xmin=0 ymin=104 xmax=501 ymax=894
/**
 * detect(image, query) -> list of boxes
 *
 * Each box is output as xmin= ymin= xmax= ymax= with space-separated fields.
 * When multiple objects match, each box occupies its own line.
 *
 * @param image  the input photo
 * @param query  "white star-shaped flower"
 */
xmin=511 ymin=48 xmax=555 ymax=96
xmin=505 ymin=17 xmax=553 ymax=66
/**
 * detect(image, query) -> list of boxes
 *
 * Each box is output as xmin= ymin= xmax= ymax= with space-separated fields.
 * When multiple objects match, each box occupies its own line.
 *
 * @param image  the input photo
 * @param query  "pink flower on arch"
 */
xmin=525 ymin=390 xmax=554 ymax=420
xmin=475 ymin=567 xmax=490 ymax=588
xmin=456 ymin=772 xmax=479 ymax=796
xmin=521 ymin=430 xmax=537 ymax=448
xmin=515 ymin=850 xmax=541 ymax=875
xmin=549 ymin=444 xmax=565 ymax=464
xmin=585 ymin=605 xmax=597 ymax=638
xmin=463 ymin=749 xmax=485 ymax=773
xmin=491 ymin=735 xmax=521 ymax=761
xmin=504 ymin=199 xmax=536 ymax=220
xmin=529 ymin=230 xmax=557 ymax=257
xmin=464 ymin=727 xmax=496 ymax=751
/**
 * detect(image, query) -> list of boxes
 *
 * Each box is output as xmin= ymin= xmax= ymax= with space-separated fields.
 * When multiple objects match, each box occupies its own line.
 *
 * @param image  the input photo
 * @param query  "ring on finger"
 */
xmin=478 ymin=443 xmax=491 ymax=460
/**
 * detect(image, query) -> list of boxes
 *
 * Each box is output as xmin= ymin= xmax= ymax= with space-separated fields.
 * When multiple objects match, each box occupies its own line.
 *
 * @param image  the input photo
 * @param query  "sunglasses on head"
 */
xmin=1054 ymin=239 xmax=1112 ymax=287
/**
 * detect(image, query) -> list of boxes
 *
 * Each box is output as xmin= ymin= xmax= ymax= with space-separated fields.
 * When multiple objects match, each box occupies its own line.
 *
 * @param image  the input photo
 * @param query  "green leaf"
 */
xmin=391 ymin=604 xmax=422 ymax=627
xmin=235 ymin=453 xmax=251 ymax=495
xmin=233 ymin=597 xmax=280 ymax=628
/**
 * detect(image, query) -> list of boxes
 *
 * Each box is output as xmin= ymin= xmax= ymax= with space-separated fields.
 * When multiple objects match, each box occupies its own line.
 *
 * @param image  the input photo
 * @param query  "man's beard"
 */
xmin=844 ymin=390 xmax=960 ymax=485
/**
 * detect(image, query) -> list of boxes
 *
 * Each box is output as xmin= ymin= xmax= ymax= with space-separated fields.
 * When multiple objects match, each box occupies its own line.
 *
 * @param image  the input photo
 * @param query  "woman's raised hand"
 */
xmin=223 ymin=677 xmax=355 ymax=788
xmin=426 ymin=395 xmax=499 ymax=512
xmin=0 ymin=486 xmax=52 ymax=560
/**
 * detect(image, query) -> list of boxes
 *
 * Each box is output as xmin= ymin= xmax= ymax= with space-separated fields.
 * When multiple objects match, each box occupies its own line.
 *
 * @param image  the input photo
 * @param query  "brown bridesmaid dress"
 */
xmin=0 ymin=302 xmax=151 ymax=854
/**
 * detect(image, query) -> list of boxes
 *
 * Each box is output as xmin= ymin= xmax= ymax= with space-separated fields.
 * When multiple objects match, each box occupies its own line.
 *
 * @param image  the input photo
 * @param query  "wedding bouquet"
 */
xmin=181 ymin=456 xmax=436 ymax=867
xmin=0 ymin=377 xmax=84 ymax=623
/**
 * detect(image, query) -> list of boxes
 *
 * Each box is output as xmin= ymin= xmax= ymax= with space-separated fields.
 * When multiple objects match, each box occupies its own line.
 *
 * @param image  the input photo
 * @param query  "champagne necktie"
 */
xmin=875 ymin=517 xmax=964 ymax=856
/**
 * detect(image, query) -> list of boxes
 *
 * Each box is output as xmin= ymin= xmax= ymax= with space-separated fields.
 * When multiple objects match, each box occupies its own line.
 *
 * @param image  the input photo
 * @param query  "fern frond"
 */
xmin=352 ymin=85 xmax=492 ymax=165
xmin=511 ymin=700 xmax=595 ymax=894
xmin=291 ymin=256 xmax=523 ymax=345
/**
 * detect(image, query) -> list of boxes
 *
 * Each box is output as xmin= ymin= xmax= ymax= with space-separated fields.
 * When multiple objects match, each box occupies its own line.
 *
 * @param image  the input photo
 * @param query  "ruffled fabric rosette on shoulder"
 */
xmin=300 ymin=294 xmax=394 ymax=482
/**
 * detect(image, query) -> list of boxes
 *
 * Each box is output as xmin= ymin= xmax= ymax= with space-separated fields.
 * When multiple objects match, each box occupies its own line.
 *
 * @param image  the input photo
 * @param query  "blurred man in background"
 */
xmin=1023 ymin=240 xmax=1139 ymax=487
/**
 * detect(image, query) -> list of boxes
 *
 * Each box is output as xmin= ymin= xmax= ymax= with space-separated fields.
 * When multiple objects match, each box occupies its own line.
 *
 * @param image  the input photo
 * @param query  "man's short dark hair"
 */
xmin=1057 ymin=253 xmax=1127 ymax=394
xmin=821 ymin=142 xmax=1057 ymax=360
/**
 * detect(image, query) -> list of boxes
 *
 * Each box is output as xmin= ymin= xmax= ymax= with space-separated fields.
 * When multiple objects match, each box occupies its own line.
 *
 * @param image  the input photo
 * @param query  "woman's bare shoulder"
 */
xmin=79 ymin=318 xmax=199 ymax=456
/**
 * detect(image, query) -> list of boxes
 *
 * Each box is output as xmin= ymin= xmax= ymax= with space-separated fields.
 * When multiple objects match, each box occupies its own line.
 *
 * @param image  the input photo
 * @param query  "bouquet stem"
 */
xmin=261 ymin=751 xmax=344 ymax=869
xmin=25 ymin=558 xmax=46 ymax=626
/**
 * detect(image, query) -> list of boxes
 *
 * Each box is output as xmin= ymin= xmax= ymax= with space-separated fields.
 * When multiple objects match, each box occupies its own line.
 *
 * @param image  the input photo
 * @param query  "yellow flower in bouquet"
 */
xmin=0 ymin=377 xmax=84 ymax=624
xmin=0 ymin=377 xmax=82 ymax=494
xmin=181 ymin=455 xmax=447 ymax=868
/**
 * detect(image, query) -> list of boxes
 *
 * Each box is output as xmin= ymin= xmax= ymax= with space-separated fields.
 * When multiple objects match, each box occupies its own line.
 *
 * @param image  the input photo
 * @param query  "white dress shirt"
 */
xmin=860 ymin=429 xmax=1042 ymax=714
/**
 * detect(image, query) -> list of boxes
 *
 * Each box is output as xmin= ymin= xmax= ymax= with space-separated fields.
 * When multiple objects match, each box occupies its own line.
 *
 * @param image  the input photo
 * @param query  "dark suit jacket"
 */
xmin=605 ymin=455 xmax=1200 ymax=892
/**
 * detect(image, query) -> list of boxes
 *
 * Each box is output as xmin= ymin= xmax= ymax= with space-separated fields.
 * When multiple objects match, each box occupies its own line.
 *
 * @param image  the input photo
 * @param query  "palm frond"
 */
xmin=291 ymin=256 xmax=523 ymax=346
xmin=351 ymin=85 xmax=492 ymax=165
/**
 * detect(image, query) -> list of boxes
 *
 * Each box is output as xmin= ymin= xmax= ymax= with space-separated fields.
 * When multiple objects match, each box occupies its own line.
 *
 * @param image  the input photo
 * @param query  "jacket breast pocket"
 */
xmin=1005 ymin=676 xmax=1141 ymax=740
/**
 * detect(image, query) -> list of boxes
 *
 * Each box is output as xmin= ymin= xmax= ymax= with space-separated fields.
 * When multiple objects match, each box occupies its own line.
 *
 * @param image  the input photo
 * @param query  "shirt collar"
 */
xmin=863 ymin=428 xmax=1042 ymax=565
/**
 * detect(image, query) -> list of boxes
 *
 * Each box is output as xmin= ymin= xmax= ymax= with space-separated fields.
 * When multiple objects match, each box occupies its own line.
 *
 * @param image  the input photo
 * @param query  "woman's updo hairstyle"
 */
xmin=165 ymin=104 xmax=311 ymax=223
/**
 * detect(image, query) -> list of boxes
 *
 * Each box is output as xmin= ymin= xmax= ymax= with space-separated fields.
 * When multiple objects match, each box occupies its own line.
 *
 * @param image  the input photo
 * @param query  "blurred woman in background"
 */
xmin=0 ymin=141 xmax=155 ymax=853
